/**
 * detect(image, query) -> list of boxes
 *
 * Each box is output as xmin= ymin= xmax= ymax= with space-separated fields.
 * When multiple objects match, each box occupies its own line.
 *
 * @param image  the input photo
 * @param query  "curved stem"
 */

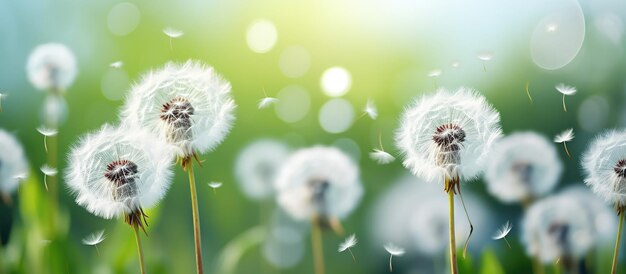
xmin=133 ymin=226 xmax=147 ymax=274
xmin=562 ymin=94 xmax=567 ymax=112
xmin=389 ymin=255 xmax=393 ymax=272
xmin=187 ymin=164 xmax=204 ymax=274
xmin=311 ymin=223 xmax=325 ymax=274
xmin=563 ymin=143 xmax=571 ymax=159
xmin=611 ymin=210 xmax=624 ymax=274
xmin=446 ymin=177 xmax=458 ymax=274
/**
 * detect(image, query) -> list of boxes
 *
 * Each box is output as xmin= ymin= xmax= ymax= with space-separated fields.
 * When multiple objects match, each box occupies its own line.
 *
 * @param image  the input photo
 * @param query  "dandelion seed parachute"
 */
xmin=363 ymin=99 xmax=378 ymax=120
xmin=0 ymin=130 xmax=29 ymax=195
xmin=275 ymin=146 xmax=363 ymax=222
xmin=65 ymin=124 xmax=174 ymax=222
xmin=121 ymin=60 xmax=236 ymax=159
xmin=82 ymin=230 xmax=106 ymax=246
xmin=395 ymin=87 xmax=502 ymax=183
xmin=485 ymin=132 xmax=562 ymax=203
xmin=338 ymin=234 xmax=357 ymax=252
xmin=369 ymin=149 xmax=395 ymax=165
xmin=26 ymin=43 xmax=77 ymax=92
xmin=521 ymin=195 xmax=595 ymax=264
xmin=258 ymin=97 xmax=278 ymax=109
xmin=234 ymin=139 xmax=290 ymax=200
xmin=582 ymin=129 xmax=626 ymax=207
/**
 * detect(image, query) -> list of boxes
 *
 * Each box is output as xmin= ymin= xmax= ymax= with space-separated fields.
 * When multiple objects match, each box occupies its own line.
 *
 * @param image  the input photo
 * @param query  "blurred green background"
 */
xmin=1 ymin=0 xmax=626 ymax=273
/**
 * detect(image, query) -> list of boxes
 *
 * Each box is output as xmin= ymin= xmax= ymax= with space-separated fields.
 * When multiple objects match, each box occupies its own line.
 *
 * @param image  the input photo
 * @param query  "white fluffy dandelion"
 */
xmin=384 ymin=242 xmax=405 ymax=272
xmin=40 ymin=164 xmax=58 ymax=191
xmin=492 ymin=221 xmax=513 ymax=248
xmin=554 ymin=128 xmax=574 ymax=158
xmin=275 ymin=146 xmax=363 ymax=224
xmin=555 ymin=84 xmax=577 ymax=112
xmin=521 ymin=195 xmax=595 ymax=264
xmin=485 ymin=132 xmax=563 ymax=203
xmin=338 ymin=234 xmax=358 ymax=262
xmin=26 ymin=43 xmax=77 ymax=93
xmin=37 ymin=126 xmax=58 ymax=153
xmin=0 ymin=130 xmax=29 ymax=196
xmin=121 ymin=60 xmax=236 ymax=162
xmin=65 ymin=124 xmax=174 ymax=227
xmin=234 ymin=139 xmax=290 ymax=200
xmin=396 ymin=87 xmax=502 ymax=184
xmin=82 ymin=230 xmax=106 ymax=254
xmin=363 ymin=99 xmax=378 ymax=120
xmin=582 ymin=130 xmax=626 ymax=207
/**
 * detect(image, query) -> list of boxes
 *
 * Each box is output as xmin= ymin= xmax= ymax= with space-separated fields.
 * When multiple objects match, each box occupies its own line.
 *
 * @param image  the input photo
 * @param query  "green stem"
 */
xmin=187 ymin=163 xmax=204 ymax=274
xmin=445 ymin=177 xmax=458 ymax=274
xmin=133 ymin=226 xmax=147 ymax=274
xmin=611 ymin=210 xmax=624 ymax=274
xmin=311 ymin=223 xmax=325 ymax=274
xmin=47 ymin=134 xmax=58 ymax=238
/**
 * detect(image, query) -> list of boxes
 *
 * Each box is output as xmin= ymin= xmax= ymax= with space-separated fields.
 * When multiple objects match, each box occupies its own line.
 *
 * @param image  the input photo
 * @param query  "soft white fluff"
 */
xmin=485 ymin=132 xmax=562 ymax=203
xmin=234 ymin=139 xmax=290 ymax=200
xmin=0 ymin=130 xmax=29 ymax=195
xmin=275 ymin=146 xmax=363 ymax=220
xmin=561 ymin=186 xmax=617 ymax=246
xmin=582 ymin=129 xmax=626 ymax=207
xmin=65 ymin=124 xmax=174 ymax=219
xmin=121 ymin=60 xmax=236 ymax=157
xmin=26 ymin=43 xmax=77 ymax=92
xmin=521 ymin=195 xmax=595 ymax=263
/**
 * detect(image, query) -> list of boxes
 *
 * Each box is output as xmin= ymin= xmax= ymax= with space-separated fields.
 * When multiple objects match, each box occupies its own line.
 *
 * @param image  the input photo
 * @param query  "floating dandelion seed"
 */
xmin=0 ymin=130 xmax=29 ymax=197
xmin=363 ymin=99 xmax=378 ymax=120
xmin=338 ymin=234 xmax=358 ymax=262
xmin=485 ymin=132 xmax=562 ymax=203
xmin=555 ymin=84 xmax=577 ymax=112
xmin=37 ymin=126 xmax=58 ymax=153
xmin=554 ymin=128 xmax=574 ymax=158
xmin=493 ymin=221 xmax=513 ymax=248
xmin=26 ymin=43 xmax=77 ymax=93
xmin=110 ymin=61 xmax=123 ymax=69
xmin=428 ymin=69 xmax=442 ymax=87
xmin=40 ymin=164 xmax=57 ymax=191
xmin=370 ymin=134 xmax=395 ymax=165
xmin=82 ymin=230 xmax=106 ymax=254
xmin=208 ymin=181 xmax=222 ymax=193
xmin=163 ymin=27 xmax=184 ymax=50
xmin=384 ymin=243 xmax=405 ymax=272
xmin=258 ymin=97 xmax=278 ymax=109
xmin=477 ymin=51 xmax=494 ymax=72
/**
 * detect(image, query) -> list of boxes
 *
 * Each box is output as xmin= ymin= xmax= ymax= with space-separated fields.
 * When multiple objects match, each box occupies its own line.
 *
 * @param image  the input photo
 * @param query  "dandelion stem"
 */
xmin=445 ymin=177 xmax=458 ymax=274
xmin=348 ymin=248 xmax=356 ymax=263
xmin=563 ymin=143 xmax=571 ymax=159
xmin=44 ymin=135 xmax=48 ymax=153
xmin=533 ymin=256 xmax=544 ymax=274
xmin=389 ymin=255 xmax=393 ymax=272
xmin=503 ymin=237 xmax=511 ymax=249
xmin=611 ymin=209 xmax=624 ymax=274
xmin=311 ymin=223 xmax=325 ymax=274
xmin=562 ymin=94 xmax=567 ymax=112
xmin=133 ymin=226 xmax=147 ymax=274
xmin=46 ymin=133 xmax=58 ymax=236
xmin=525 ymin=82 xmax=533 ymax=103
xmin=187 ymin=163 xmax=204 ymax=274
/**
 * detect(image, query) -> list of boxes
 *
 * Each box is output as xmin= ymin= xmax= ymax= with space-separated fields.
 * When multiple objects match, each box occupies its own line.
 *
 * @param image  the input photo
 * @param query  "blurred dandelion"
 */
xmin=26 ymin=43 xmax=77 ymax=93
xmin=82 ymin=230 xmax=106 ymax=255
xmin=121 ymin=60 xmax=236 ymax=274
xmin=163 ymin=27 xmax=183 ymax=50
xmin=208 ymin=181 xmax=222 ymax=193
xmin=582 ymin=129 xmax=626 ymax=274
xmin=40 ymin=164 xmax=58 ymax=191
xmin=338 ymin=234 xmax=357 ymax=262
xmin=477 ymin=51 xmax=494 ymax=72
xmin=370 ymin=134 xmax=395 ymax=165
xmin=555 ymin=84 xmax=577 ymax=112
xmin=554 ymin=128 xmax=574 ymax=158
xmin=395 ymin=87 xmax=501 ymax=273
xmin=0 ymin=130 xmax=29 ymax=202
xmin=485 ymin=132 xmax=562 ymax=204
xmin=492 ymin=221 xmax=513 ymax=248
xmin=275 ymin=146 xmax=363 ymax=274
xmin=37 ymin=126 xmax=58 ymax=153
xmin=65 ymin=124 xmax=174 ymax=274
xmin=384 ymin=243 xmax=405 ymax=272
xmin=363 ymin=99 xmax=378 ymax=120
xmin=110 ymin=61 xmax=123 ymax=69
xmin=234 ymin=139 xmax=290 ymax=200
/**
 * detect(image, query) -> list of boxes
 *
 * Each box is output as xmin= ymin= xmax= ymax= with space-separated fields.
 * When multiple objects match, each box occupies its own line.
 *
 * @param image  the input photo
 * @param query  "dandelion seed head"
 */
xmin=0 ymin=130 xmax=29 ymax=195
xmin=384 ymin=243 xmax=405 ymax=256
xmin=235 ymin=139 xmax=290 ymax=200
xmin=40 ymin=164 xmax=58 ymax=176
xmin=395 ymin=87 xmax=502 ymax=182
xmin=554 ymin=128 xmax=574 ymax=143
xmin=485 ymin=132 xmax=562 ymax=203
xmin=121 ymin=60 xmax=236 ymax=158
xmin=338 ymin=234 xmax=357 ymax=252
xmin=556 ymin=83 xmax=577 ymax=96
xmin=364 ymin=99 xmax=378 ymax=120
xmin=275 ymin=146 xmax=363 ymax=221
xmin=258 ymin=97 xmax=278 ymax=109
xmin=521 ymin=195 xmax=595 ymax=263
xmin=37 ymin=126 xmax=58 ymax=137
xmin=26 ymin=43 xmax=77 ymax=92
xmin=369 ymin=149 xmax=395 ymax=165
xmin=65 ymin=124 xmax=174 ymax=219
xmin=582 ymin=129 xmax=626 ymax=206
xmin=82 ymin=230 xmax=106 ymax=246
xmin=163 ymin=27 xmax=184 ymax=38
